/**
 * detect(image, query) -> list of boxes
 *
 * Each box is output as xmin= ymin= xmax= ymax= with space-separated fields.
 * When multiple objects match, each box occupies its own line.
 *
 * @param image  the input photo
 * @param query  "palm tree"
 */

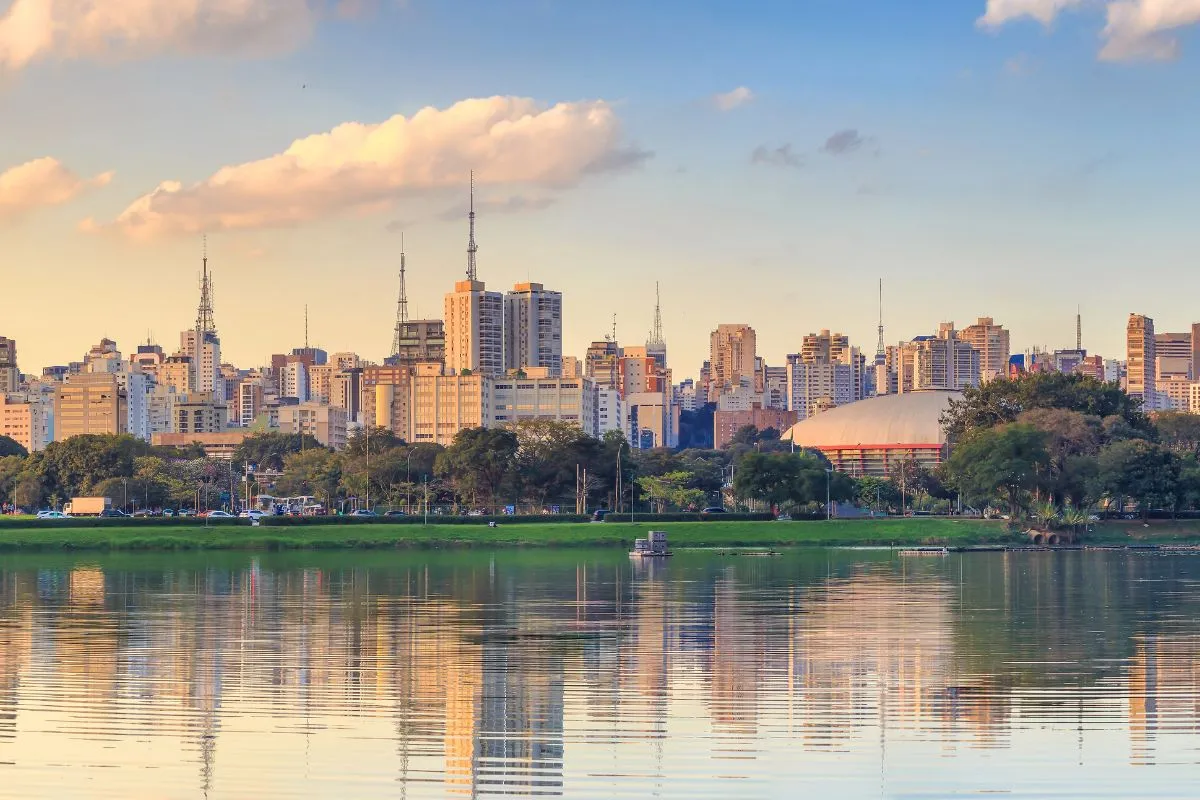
xmin=1033 ymin=501 xmax=1059 ymax=530
xmin=1061 ymin=505 xmax=1090 ymax=540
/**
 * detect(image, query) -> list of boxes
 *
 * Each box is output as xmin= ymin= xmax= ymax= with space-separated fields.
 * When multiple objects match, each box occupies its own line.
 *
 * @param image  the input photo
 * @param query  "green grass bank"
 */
xmin=2 ymin=518 xmax=1200 ymax=552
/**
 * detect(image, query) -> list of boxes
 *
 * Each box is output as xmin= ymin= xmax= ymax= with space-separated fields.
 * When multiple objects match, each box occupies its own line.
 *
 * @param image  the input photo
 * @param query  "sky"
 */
xmin=4 ymin=0 xmax=1200 ymax=378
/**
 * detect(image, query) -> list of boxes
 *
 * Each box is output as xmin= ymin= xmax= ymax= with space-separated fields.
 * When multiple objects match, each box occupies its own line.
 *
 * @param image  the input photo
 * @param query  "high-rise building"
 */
xmin=445 ymin=280 xmax=503 ymax=376
xmin=388 ymin=320 xmax=446 ymax=365
xmin=1126 ymin=314 xmax=1156 ymax=408
xmin=237 ymin=379 xmax=265 ymax=427
xmin=646 ymin=282 xmax=667 ymax=370
xmin=626 ymin=391 xmax=678 ymax=449
xmin=361 ymin=364 xmax=412 ymax=435
xmin=444 ymin=175 xmax=503 ymax=377
xmin=708 ymin=324 xmax=757 ymax=403
xmin=0 ymin=397 xmax=44 ymax=452
xmin=562 ymin=356 xmax=583 ymax=379
xmin=278 ymin=403 xmax=348 ymax=450
xmin=504 ymin=282 xmax=563 ymax=375
xmin=172 ymin=394 xmax=229 ymax=435
xmin=280 ymin=361 xmax=308 ymax=401
xmin=960 ymin=317 xmax=1011 ymax=382
xmin=898 ymin=323 xmax=980 ymax=392
xmin=585 ymin=340 xmax=622 ymax=392
xmin=0 ymin=336 xmax=17 ymax=393
xmin=491 ymin=371 xmax=595 ymax=435
xmin=786 ymin=359 xmax=858 ymax=419
xmin=596 ymin=388 xmax=625 ymax=437
xmin=407 ymin=363 xmax=492 ymax=446
xmin=84 ymin=338 xmax=122 ymax=373
xmin=54 ymin=372 xmax=127 ymax=440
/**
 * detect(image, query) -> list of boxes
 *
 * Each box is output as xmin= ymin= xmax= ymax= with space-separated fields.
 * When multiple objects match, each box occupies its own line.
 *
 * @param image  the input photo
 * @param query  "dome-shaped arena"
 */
xmin=780 ymin=390 xmax=961 ymax=477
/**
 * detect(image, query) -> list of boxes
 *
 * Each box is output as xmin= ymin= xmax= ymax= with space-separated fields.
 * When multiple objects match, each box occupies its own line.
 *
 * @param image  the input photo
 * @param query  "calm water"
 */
xmin=1 ymin=549 xmax=1200 ymax=798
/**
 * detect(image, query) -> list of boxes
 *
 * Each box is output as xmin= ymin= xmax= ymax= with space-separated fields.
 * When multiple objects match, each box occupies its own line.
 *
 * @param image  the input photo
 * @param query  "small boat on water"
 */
xmin=899 ymin=548 xmax=949 ymax=557
xmin=630 ymin=530 xmax=672 ymax=558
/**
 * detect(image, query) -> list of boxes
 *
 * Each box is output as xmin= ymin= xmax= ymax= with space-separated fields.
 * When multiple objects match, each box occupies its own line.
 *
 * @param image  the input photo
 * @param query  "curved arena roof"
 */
xmin=780 ymin=390 xmax=961 ymax=448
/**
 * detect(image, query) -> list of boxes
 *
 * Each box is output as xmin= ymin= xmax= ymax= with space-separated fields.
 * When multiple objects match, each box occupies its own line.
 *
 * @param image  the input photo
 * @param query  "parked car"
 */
xmin=591 ymin=509 xmax=610 ymax=522
xmin=206 ymin=510 xmax=234 ymax=518
xmin=384 ymin=510 xmax=407 ymax=517
xmin=350 ymin=509 xmax=377 ymax=517
xmin=238 ymin=510 xmax=266 ymax=520
xmin=701 ymin=507 xmax=727 ymax=515
xmin=36 ymin=510 xmax=69 ymax=519
xmin=100 ymin=509 xmax=128 ymax=518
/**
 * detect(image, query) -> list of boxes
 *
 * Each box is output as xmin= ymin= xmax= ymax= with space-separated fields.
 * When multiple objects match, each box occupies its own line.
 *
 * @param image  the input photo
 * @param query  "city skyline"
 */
xmin=6 ymin=1 xmax=1200 ymax=374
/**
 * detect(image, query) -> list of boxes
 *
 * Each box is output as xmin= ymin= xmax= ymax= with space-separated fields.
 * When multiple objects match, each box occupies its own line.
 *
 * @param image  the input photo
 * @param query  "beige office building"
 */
xmin=491 ymin=371 xmax=594 ymax=434
xmin=504 ymin=282 xmax=563 ymax=376
xmin=898 ymin=324 xmax=980 ymax=392
xmin=960 ymin=317 xmax=1011 ymax=383
xmin=1127 ymin=314 xmax=1156 ymax=409
xmin=0 ymin=398 xmax=44 ymax=452
xmin=55 ymin=373 xmax=127 ymax=440
xmin=445 ymin=279 xmax=503 ymax=376
xmin=408 ymin=363 xmax=492 ymax=446
xmin=159 ymin=355 xmax=194 ymax=395
xmin=627 ymin=390 xmax=679 ymax=449
xmin=708 ymin=325 xmax=757 ymax=402
xmin=307 ymin=364 xmax=337 ymax=404
xmin=278 ymin=402 xmax=349 ymax=450
xmin=172 ymin=395 xmax=229 ymax=435
xmin=361 ymin=365 xmax=412 ymax=435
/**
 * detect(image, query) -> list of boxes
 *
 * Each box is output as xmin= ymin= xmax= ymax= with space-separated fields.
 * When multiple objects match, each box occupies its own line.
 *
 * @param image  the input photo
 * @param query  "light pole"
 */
xmin=423 ymin=474 xmax=429 ymax=525
xmin=364 ymin=426 xmax=371 ymax=512
xmin=615 ymin=442 xmax=625 ymax=514
xmin=825 ymin=467 xmax=833 ymax=521
xmin=406 ymin=449 xmax=415 ymax=513
xmin=122 ymin=478 xmax=128 ymax=515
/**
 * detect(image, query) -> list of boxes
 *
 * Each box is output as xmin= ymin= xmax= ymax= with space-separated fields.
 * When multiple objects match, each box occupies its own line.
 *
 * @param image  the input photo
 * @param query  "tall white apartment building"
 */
xmin=504 ymin=282 xmax=562 ymax=376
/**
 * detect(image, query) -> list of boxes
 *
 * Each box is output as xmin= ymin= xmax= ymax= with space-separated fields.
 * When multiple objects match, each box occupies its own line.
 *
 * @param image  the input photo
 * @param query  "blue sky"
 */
xmin=3 ymin=0 xmax=1200 ymax=376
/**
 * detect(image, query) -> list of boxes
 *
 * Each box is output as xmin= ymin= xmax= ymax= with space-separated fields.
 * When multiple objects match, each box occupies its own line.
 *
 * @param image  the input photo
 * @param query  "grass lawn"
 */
xmin=4 ymin=517 xmax=1200 ymax=552
xmin=0 ymin=518 xmax=1016 ymax=551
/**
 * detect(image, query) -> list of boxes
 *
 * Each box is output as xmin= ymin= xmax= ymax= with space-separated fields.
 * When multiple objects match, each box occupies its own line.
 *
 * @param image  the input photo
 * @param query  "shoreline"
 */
xmin=2 ymin=518 xmax=1200 ymax=552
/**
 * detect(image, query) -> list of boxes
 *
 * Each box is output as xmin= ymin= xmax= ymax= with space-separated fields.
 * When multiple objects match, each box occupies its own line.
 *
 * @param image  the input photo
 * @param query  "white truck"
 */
xmin=63 ymin=497 xmax=112 ymax=517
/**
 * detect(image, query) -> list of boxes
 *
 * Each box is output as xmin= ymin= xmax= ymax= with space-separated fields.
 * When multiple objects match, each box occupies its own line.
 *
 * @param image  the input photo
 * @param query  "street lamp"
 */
xmin=406 ymin=449 xmax=415 ymax=513
xmin=825 ymin=467 xmax=833 ymax=521
xmin=615 ymin=442 xmax=625 ymax=514
xmin=423 ymin=474 xmax=429 ymax=525
xmin=121 ymin=477 xmax=128 ymax=514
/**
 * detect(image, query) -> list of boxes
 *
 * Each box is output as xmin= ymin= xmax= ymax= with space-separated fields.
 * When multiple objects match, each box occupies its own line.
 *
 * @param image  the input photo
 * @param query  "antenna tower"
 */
xmin=391 ymin=233 xmax=409 ymax=357
xmin=611 ymin=314 xmax=617 ymax=345
xmin=875 ymin=279 xmax=885 ymax=364
xmin=304 ymin=304 xmax=309 ymax=350
xmin=1076 ymin=307 xmax=1082 ymax=351
xmin=466 ymin=171 xmax=478 ymax=281
xmin=648 ymin=282 xmax=665 ymax=349
xmin=196 ymin=235 xmax=216 ymax=336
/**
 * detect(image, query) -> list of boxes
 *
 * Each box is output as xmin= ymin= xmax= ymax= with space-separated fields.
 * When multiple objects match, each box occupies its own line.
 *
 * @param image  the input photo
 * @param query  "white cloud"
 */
xmin=712 ymin=86 xmax=755 ymax=111
xmin=980 ymin=0 xmax=1200 ymax=60
xmin=0 ymin=0 xmax=323 ymax=70
xmin=978 ymin=0 xmax=1085 ymax=27
xmin=0 ymin=157 xmax=112 ymax=221
xmin=1100 ymin=0 xmax=1200 ymax=60
xmin=90 ymin=95 xmax=651 ymax=238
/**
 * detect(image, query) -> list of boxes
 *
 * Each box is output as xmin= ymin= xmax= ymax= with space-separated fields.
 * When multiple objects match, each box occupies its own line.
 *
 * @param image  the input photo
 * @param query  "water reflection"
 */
xmin=0 ymin=550 xmax=1199 ymax=797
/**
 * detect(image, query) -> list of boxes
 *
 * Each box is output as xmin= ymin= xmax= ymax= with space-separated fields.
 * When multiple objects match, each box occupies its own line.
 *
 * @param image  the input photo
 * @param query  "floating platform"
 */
xmin=899 ymin=548 xmax=949 ymax=557
xmin=631 ymin=531 xmax=672 ymax=558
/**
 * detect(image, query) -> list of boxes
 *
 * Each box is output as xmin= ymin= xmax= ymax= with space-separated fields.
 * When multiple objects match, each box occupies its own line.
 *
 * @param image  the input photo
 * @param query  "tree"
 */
xmin=944 ymin=423 xmax=1050 ymax=517
xmin=435 ymin=427 xmax=519 ymax=510
xmin=942 ymin=372 xmax=1151 ymax=444
xmin=1154 ymin=412 xmax=1200 ymax=457
xmin=36 ymin=434 xmax=151 ymax=497
xmin=1095 ymin=439 xmax=1180 ymax=519
xmin=12 ymin=476 xmax=43 ymax=509
xmin=636 ymin=471 xmax=707 ymax=512
xmin=278 ymin=449 xmax=342 ymax=509
xmin=855 ymin=475 xmax=900 ymax=513
xmin=0 ymin=436 xmax=27 ymax=458
xmin=233 ymin=432 xmax=322 ymax=471
xmin=1016 ymin=408 xmax=1102 ymax=506
xmin=508 ymin=420 xmax=601 ymax=509
xmin=734 ymin=451 xmax=853 ymax=511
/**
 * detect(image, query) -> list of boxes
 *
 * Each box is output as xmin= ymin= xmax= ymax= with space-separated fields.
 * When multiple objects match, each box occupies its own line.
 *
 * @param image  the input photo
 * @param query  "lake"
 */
xmin=1 ymin=548 xmax=1199 ymax=798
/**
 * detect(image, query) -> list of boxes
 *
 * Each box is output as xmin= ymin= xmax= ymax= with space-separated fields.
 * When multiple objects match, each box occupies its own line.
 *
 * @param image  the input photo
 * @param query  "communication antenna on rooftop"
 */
xmin=304 ymin=304 xmax=309 ymax=350
xmin=1076 ymin=306 xmax=1082 ymax=351
xmin=391 ymin=233 xmax=409 ymax=357
xmin=466 ymin=171 xmax=478 ymax=281
xmin=875 ymin=279 xmax=885 ymax=364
